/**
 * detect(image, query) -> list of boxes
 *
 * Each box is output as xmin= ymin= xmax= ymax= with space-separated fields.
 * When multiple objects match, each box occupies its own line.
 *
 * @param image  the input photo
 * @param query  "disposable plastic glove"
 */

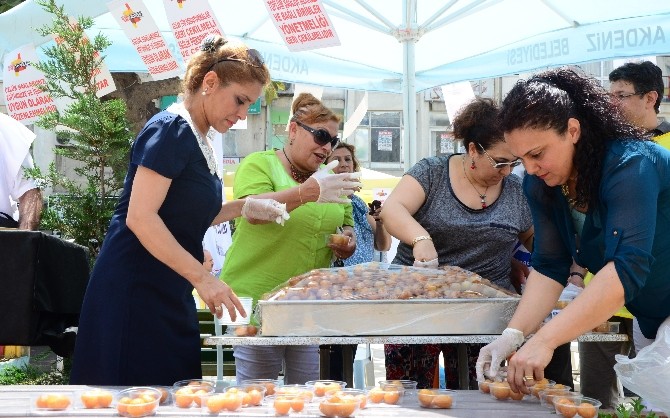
xmin=413 ymin=258 xmax=439 ymax=268
xmin=476 ymin=327 xmax=525 ymax=382
xmin=311 ymin=161 xmax=363 ymax=204
xmin=241 ymin=198 xmax=290 ymax=225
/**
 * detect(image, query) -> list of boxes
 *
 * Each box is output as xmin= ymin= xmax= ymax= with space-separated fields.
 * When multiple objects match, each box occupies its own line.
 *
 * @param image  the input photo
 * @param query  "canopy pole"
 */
xmin=401 ymin=0 xmax=417 ymax=171
xmin=403 ymin=41 xmax=416 ymax=171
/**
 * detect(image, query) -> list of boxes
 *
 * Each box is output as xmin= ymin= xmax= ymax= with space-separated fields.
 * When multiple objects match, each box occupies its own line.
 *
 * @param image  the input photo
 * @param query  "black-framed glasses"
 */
xmin=207 ymin=49 xmax=264 ymax=72
xmin=608 ymin=92 xmax=645 ymax=100
xmin=477 ymin=143 xmax=522 ymax=169
xmin=294 ymin=119 xmax=339 ymax=148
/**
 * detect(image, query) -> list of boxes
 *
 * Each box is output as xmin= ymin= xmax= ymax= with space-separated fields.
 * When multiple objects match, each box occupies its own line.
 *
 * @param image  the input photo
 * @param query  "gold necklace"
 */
xmin=561 ymin=183 xmax=578 ymax=208
xmin=462 ymin=156 xmax=489 ymax=209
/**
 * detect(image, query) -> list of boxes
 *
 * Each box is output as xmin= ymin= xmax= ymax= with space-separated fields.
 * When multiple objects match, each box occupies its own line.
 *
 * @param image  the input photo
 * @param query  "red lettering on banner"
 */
xmin=96 ymin=78 xmax=109 ymax=91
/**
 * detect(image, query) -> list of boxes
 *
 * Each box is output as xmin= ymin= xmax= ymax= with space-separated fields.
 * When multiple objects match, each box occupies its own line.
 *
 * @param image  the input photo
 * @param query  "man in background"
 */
xmin=0 ymin=112 xmax=43 ymax=230
xmin=609 ymin=60 xmax=670 ymax=141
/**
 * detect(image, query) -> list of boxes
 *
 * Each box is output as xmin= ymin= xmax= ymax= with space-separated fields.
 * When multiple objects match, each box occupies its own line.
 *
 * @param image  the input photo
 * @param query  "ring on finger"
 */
xmin=214 ymin=305 xmax=222 ymax=312
xmin=522 ymin=375 xmax=535 ymax=383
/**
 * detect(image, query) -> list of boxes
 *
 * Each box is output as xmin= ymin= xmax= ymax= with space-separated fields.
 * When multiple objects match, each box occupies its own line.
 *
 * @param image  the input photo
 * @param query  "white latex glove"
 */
xmin=312 ymin=161 xmax=363 ymax=204
xmin=413 ymin=258 xmax=439 ymax=268
xmin=241 ymin=198 xmax=290 ymax=225
xmin=476 ymin=327 xmax=525 ymax=382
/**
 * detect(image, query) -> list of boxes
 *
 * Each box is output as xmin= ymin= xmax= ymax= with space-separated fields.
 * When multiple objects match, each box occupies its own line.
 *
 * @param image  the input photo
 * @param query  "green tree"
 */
xmin=26 ymin=0 xmax=133 ymax=259
xmin=0 ymin=0 xmax=25 ymax=14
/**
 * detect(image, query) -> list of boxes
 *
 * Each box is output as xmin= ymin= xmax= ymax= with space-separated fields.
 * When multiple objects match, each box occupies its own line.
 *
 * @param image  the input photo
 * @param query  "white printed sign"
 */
xmin=2 ymin=44 xmax=57 ymax=124
xmin=265 ymin=0 xmax=340 ymax=52
xmin=440 ymin=133 xmax=452 ymax=154
xmin=372 ymin=188 xmax=391 ymax=204
xmin=441 ymin=81 xmax=475 ymax=123
xmin=107 ymin=0 xmax=182 ymax=81
xmin=377 ymin=130 xmax=393 ymax=152
xmin=163 ymin=0 xmax=224 ymax=64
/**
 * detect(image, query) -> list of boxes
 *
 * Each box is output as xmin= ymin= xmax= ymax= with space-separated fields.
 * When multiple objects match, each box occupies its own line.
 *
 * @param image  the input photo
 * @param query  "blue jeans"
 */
xmin=234 ymin=345 xmax=319 ymax=385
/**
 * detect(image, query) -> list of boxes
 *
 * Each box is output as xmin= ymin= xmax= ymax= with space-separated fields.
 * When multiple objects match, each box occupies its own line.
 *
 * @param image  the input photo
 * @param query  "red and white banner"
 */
xmin=265 ymin=0 xmax=340 ymax=52
xmin=53 ymin=18 xmax=117 ymax=97
xmin=2 ymin=44 xmax=57 ymax=124
xmin=163 ymin=0 xmax=224 ymax=64
xmin=107 ymin=0 xmax=181 ymax=80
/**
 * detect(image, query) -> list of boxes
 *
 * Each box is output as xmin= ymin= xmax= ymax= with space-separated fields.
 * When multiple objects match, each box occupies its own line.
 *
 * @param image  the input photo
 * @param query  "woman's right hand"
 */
xmin=412 ymin=240 xmax=438 ymax=268
xmin=196 ymin=275 xmax=246 ymax=320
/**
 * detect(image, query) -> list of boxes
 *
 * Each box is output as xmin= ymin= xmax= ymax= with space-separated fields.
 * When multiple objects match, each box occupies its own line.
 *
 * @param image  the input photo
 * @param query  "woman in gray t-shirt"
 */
xmin=380 ymin=98 xmax=534 ymax=389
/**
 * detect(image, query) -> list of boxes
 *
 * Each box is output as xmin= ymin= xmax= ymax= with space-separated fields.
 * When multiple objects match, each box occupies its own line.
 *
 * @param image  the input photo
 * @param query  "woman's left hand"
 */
xmin=506 ymin=334 xmax=555 ymax=394
xmin=329 ymin=229 xmax=357 ymax=259
xmin=196 ymin=276 xmax=246 ymax=320
xmin=241 ymin=197 xmax=290 ymax=225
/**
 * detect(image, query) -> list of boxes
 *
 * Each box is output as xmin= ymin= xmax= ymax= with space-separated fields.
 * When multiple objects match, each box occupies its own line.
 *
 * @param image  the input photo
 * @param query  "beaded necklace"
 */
xmin=282 ymin=148 xmax=314 ymax=183
xmin=461 ymin=156 xmax=489 ymax=209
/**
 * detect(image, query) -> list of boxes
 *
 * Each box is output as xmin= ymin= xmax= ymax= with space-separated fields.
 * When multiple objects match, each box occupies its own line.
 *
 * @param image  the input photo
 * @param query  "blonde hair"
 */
xmin=183 ymin=35 xmax=270 ymax=95
xmin=291 ymin=93 xmax=341 ymax=125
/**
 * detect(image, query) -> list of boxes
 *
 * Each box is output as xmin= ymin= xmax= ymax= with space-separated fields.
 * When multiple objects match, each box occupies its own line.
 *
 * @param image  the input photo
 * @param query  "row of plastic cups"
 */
xmin=553 ymin=394 xmax=602 ymax=418
xmin=479 ymin=377 xmax=564 ymax=400
xmin=31 ymin=388 xmax=158 ymax=415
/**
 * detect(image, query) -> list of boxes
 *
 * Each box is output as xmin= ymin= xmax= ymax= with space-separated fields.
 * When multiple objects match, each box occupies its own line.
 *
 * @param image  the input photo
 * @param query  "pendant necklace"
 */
xmin=282 ymin=148 xmax=315 ymax=183
xmin=561 ymin=183 xmax=578 ymax=208
xmin=462 ymin=156 xmax=489 ymax=209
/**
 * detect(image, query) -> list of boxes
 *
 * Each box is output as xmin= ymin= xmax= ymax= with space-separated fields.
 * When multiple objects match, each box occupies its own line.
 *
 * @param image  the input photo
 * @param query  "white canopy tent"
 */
xmin=2 ymin=0 xmax=670 ymax=168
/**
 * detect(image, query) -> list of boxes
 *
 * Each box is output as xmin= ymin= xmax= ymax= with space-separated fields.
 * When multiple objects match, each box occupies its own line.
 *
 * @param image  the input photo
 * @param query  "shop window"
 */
xmin=433 ymin=131 xmax=461 ymax=157
xmin=350 ymin=111 xmax=402 ymax=166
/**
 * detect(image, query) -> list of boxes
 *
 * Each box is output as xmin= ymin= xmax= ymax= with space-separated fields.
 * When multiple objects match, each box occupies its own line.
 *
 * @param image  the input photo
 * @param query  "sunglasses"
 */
xmin=477 ymin=143 xmax=522 ymax=169
xmin=294 ymin=119 xmax=339 ymax=148
xmin=207 ymin=49 xmax=264 ymax=72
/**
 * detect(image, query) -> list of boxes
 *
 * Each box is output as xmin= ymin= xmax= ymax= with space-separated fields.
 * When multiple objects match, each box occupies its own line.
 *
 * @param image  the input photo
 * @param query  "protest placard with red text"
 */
xmin=265 ymin=0 xmax=340 ymax=52
xmin=2 ymin=44 xmax=57 ymax=124
xmin=163 ymin=0 xmax=224 ymax=64
xmin=107 ymin=0 xmax=182 ymax=80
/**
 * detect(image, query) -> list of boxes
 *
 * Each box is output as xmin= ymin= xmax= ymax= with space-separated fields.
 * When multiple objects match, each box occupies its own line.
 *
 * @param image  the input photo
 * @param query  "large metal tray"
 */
xmin=257 ymin=298 xmax=519 ymax=336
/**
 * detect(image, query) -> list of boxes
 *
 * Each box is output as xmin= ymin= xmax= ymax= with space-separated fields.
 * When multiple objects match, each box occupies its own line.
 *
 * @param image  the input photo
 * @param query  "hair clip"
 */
xmin=201 ymin=34 xmax=218 ymax=53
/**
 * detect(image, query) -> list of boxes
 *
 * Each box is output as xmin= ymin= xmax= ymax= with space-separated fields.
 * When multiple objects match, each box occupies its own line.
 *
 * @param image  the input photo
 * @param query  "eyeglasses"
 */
xmin=477 ymin=143 xmax=522 ymax=169
xmin=207 ymin=49 xmax=264 ymax=72
xmin=294 ymin=119 xmax=339 ymax=148
xmin=608 ymin=92 xmax=644 ymax=100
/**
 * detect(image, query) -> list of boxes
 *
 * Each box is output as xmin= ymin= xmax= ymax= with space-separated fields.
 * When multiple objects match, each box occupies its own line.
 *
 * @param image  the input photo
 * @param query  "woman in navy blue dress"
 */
xmin=70 ymin=35 xmax=278 ymax=385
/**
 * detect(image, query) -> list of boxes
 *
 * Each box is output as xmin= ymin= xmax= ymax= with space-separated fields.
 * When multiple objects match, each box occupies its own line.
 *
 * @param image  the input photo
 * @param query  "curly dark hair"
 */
xmin=453 ymin=97 xmax=503 ymax=152
xmin=499 ymin=67 xmax=647 ymax=207
xmin=609 ymin=61 xmax=664 ymax=114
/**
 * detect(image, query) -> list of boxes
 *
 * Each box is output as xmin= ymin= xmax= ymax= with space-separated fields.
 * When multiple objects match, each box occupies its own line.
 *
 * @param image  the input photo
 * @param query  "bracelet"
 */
xmin=569 ymin=271 xmax=585 ymax=279
xmin=298 ymin=185 xmax=303 ymax=204
xmin=411 ymin=235 xmax=432 ymax=247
